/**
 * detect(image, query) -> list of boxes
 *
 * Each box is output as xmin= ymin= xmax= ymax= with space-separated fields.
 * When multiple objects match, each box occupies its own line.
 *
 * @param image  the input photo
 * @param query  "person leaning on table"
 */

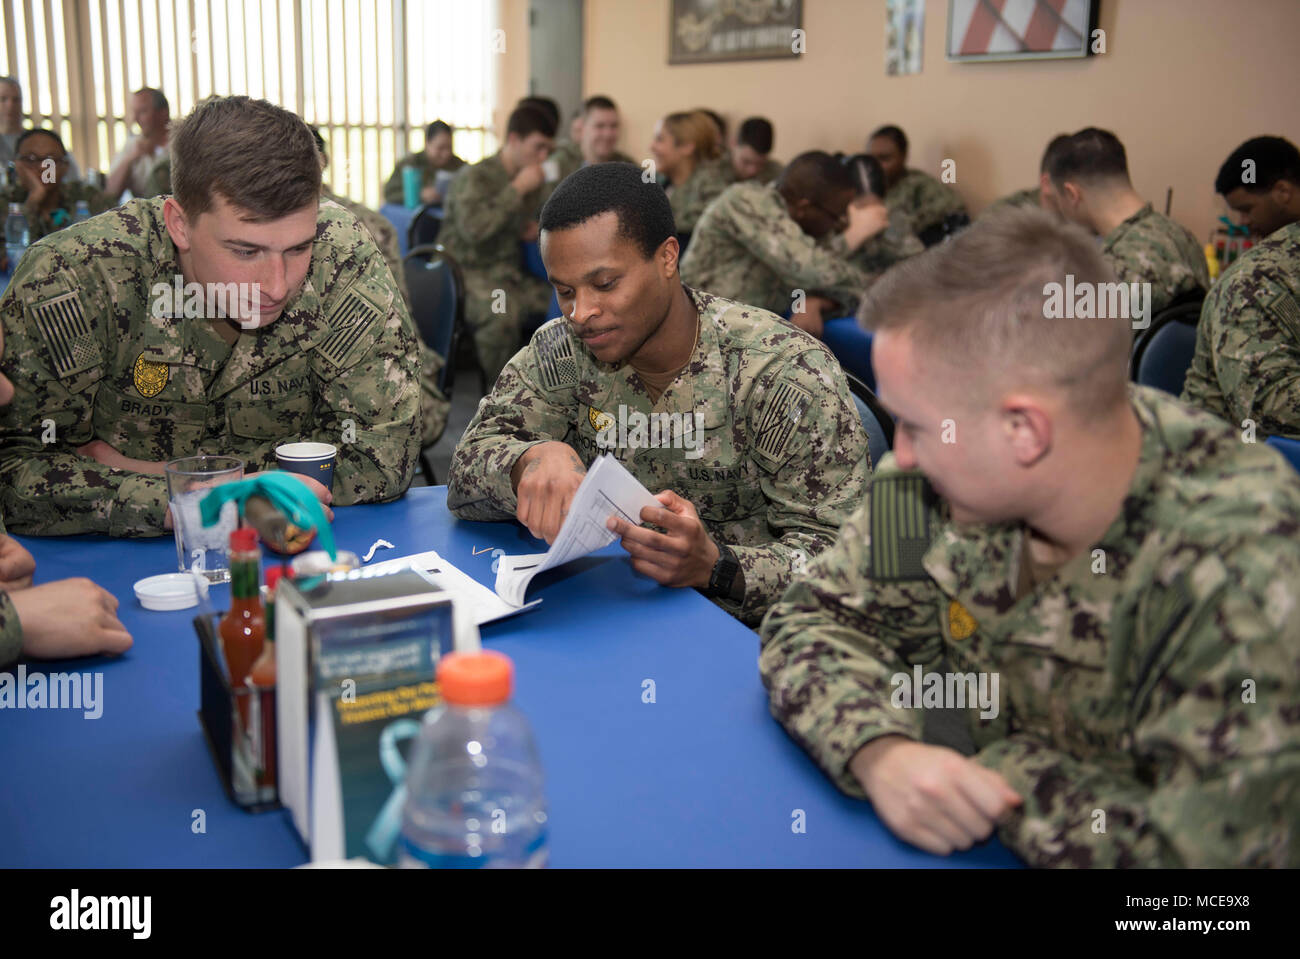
xmin=0 ymin=94 xmax=420 ymax=538
xmin=447 ymin=162 xmax=872 ymax=627
xmin=0 ymin=325 xmax=131 ymax=668
xmin=759 ymin=207 xmax=1300 ymax=867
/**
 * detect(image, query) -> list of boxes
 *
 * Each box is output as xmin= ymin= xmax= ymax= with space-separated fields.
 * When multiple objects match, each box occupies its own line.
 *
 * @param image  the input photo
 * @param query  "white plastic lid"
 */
xmin=134 ymin=573 xmax=200 ymax=611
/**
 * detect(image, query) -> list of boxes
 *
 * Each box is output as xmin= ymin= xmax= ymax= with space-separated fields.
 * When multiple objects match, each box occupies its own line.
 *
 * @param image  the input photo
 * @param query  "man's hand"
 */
xmin=843 ymin=200 xmax=890 ymax=252
xmin=512 ymin=442 xmax=586 ymax=543
xmin=419 ymin=185 xmax=442 ymax=205
xmin=77 ymin=439 xmax=167 ymax=475
xmin=790 ymin=295 xmax=834 ymax=338
xmin=607 ymin=489 xmax=720 ymax=589
xmin=246 ymin=470 xmax=335 ymax=523
xmin=519 ymin=221 xmax=540 ymax=244
xmin=849 ymin=735 xmax=1022 ymax=855
xmin=11 ymin=578 xmax=133 ymax=660
xmin=0 ymin=535 xmax=36 ymax=591
xmin=511 ymin=164 xmax=545 ymax=196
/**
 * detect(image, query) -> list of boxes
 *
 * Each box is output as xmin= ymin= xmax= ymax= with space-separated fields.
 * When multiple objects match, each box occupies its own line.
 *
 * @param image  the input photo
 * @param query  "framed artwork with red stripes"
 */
xmin=946 ymin=0 xmax=1100 ymax=62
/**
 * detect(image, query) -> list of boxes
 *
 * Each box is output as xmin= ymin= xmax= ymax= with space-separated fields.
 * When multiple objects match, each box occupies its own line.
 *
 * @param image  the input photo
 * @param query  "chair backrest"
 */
xmin=1132 ymin=296 xmax=1203 ymax=396
xmin=843 ymin=371 xmax=894 ymax=468
xmin=1266 ymin=435 xmax=1300 ymax=474
xmin=403 ymin=243 xmax=465 ymax=397
xmin=407 ymin=205 xmax=442 ymax=252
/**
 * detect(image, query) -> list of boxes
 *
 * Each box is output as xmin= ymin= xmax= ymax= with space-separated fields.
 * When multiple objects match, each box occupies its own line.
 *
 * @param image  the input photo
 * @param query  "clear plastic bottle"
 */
xmin=399 ymin=650 xmax=548 ymax=868
xmin=73 ymin=200 xmax=91 ymax=224
xmin=5 ymin=203 xmax=29 ymax=270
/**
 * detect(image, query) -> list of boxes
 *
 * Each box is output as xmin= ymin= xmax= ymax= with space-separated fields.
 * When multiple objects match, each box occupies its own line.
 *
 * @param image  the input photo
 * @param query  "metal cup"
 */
xmin=164 ymin=455 xmax=245 ymax=583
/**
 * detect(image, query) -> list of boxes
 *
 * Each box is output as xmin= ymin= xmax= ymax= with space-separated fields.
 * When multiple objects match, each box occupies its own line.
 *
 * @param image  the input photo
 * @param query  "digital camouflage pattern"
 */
xmin=0 ymin=180 xmax=111 ymax=242
xmin=437 ymin=151 xmax=553 ymax=385
xmin=447 ymin=286 xmax=873 ymax=625
xmin=981 ymin=186 xmax=1040 ymax=218
xmin=883 ymin=168 xmax=967 ymax=239
xmin=680 ymin=182 xmax=870 ymax=316
xmin=324 ymin=191 xmax=451 ymax=446
xmin=141 ymin=156 xmax=171 ymax=198
xmin=382 ymin=150 xmax=466 ymax=205
xmin=547 ymin=140 xmax=636 ymax=184
xmin=1182 ymin=220 xmax=1300 ymax=438
xmin=1102 ymin=204 xmax=1209 ymax=315
xmin=759 ymin=385 xmax=1300 ymax=866
xmin=0 ymin=197 xmax=420 ymax=537
xmin=718 ymin=152 xmax=784 ymax=186
xmin=666 ymin=156 xmax=733 ymax=235
xmin=843 ymin=208 xmax=924 ymax=288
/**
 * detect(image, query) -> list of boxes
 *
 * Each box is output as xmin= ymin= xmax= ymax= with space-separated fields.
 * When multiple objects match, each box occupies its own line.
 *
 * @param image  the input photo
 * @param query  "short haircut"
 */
xmin=1039 ymin=133 xmax=1072 ymax=174
xmin=869 ymin=124 xmax=908 ymax=156
xmin=506 ymin=104 xmax=556 ymax=140
xmin=425 ymin=120 xmax=453 ymax=141
xmin=661 ymin=111 xmax=721 ymax=161
xmin=309 ymin=125 xmax=327 ymax=159
xmin=842 ymin=152 xmax=885 ymax=197
xmin=517 ymin=96 xmax=560 ymax=129
xmin=696 ymin=108 xmax=727 ymax=143
xmin=778 ymin=151 xmax=859 ymax=204
xmin=1215 ymin=136 xmax=1300 ymax=195
xmin=539 ymin=162 xmax=675 ymax=260
xmin=0 ymin=76 xmax=20 ymax=95
xmin=136 ymin=87 xmax=169 ymax=113
xmin=15 ymin=128 xmax=65 ymax=155
xmin=583 ymin=95 xmax=617 ymax=116
xmin=171 ymin=95 xmax=321 ymax=221
xmin=1047 ymin=127 xmax=1130 ymax=187
xmin=859 ymin=206 xmax=1132 ymax=419
xmin=737 ymin=117 xmax=773 ymax=155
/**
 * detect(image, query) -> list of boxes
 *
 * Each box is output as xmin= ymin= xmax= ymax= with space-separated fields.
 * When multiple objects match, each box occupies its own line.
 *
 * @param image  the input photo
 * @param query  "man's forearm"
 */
xmin=0 ymin=453 xmax=169 ymax=536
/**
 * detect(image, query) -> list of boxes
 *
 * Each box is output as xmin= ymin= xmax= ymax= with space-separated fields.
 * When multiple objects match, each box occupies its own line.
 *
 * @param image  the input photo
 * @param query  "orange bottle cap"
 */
xmin=437 ymin=651 xmax=513 ymax=706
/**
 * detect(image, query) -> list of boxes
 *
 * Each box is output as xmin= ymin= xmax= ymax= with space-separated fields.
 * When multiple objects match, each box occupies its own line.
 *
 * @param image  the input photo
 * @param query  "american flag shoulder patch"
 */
xmin=535 ymin=322 xmax=577 ymax=392
xmin=29 ymin=291 xmax=100 ymax=379
xmin=753 ymin=379 xmax=812 ymax=463
xmin=869 ymin=473 xmax=933 ymax=581
xmin=1267 ymin=288 xmax=1300 ymax=344
xmin=316 ymin=287 xmax=381 ymax=369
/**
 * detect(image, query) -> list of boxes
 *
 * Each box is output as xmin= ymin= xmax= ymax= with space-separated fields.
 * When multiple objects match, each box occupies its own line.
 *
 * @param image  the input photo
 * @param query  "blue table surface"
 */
xmin=0 ymin=487 xmax=1020 ymax=868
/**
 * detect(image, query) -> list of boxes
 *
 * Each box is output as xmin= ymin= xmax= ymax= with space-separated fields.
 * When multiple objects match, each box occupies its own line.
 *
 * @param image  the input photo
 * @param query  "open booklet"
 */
xmin=494 ymin=453 xmax=661 ymax=607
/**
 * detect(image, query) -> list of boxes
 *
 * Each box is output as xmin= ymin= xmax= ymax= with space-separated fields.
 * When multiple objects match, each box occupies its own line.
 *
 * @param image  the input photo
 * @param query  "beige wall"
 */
xmin=575 ymin=0 xmax=1300 ymax=240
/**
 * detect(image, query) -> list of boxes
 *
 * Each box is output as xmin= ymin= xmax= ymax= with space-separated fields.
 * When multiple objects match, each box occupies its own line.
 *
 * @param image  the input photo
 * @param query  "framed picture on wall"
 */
xmin=947 ymin=0 xmax=1100 ymax=62
xmin=669 ymin=0 xmax=803 ymax=65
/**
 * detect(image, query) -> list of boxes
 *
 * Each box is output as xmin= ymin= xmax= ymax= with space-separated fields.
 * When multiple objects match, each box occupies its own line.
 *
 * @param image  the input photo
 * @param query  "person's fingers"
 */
xmin=954 ymin=766 xmax=1017 ymax=823
xmin=617 ymin=522 xmax=678 ymax=557
xmin=932 ymin=789 xmax=995 ymax=847
xmin=971 ymin=763 xmax=1023 ymax=809
xmin=96 ymin=626 xmax=134 ymax=655
xmin=629 ymin=556 xmax=673 ymax=583
xmin=907 ymin=824 xmax=956 ymax=857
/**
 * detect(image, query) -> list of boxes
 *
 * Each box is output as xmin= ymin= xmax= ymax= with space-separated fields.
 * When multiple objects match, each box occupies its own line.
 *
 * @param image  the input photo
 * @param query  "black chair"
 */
xmin=407 ymin=205 xmax=443 ymax=252
xmin=403 ymin=243 xmax=469 ymax=485
xmin=1130 ymin=290 xmax=1205 ymax=396
xmin=843 ymin=372 xmax=894 ymax=468
xmin=916 ymin=211 xmax=970 ymax=248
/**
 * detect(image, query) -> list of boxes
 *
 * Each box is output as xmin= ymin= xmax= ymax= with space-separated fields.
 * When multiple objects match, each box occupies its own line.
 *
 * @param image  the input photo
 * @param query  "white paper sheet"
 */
xmin=362 ymin=549 xmax=540 ymax=626
xmin=494 ymin=454 xmax=661 ymax=607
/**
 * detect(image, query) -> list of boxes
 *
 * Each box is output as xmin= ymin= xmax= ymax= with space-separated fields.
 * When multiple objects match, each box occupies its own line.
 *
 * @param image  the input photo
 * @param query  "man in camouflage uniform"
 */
xmin=448 ymin=163 xmax=871 ymax=626
xmin=666 ymin=155 xmax=733 ymax=238
xmin=724 ymin=117 xmax=783 ymax=186
xmin=867 ymin=125 xmax=967 ymax=245
xmin=981 ymin=134 xmax=1072 ymax=221
xmin=437 ymin=105 xmax=556 ymax=386
xmin=681 ymin=152 xmax=887 ymax=335
xmin=382 ymin=120 xmax=466 ymax=206
xmin=0 ymin=129 xmax=110 ymax=247
xmin=546 ymin=95 xmax=634 ymax=183
xmin=311 ymin=127 xmax=451 ymax=447
xmin=1045 ymin=128 xmax=1207 ymax=314
xmin=0 ymin=96 xmax=419 ymax=537
xmin=1182 ymin=136 xmax=1300 ymax=437
xmin=832 ymin=153 xmax=924 ymax=291
xmin=760 ymin=207 xmax=1300 ymax=867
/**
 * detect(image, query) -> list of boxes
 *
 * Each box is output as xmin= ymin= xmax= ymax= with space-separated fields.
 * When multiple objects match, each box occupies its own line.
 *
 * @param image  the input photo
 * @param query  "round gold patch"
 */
xmin=133 ymin=353 xmax=169 ymax=398
xmin=948 ymin=599 xmax=978 ymax=641
xmin=588 ymin=407 xmax=614 ymax=433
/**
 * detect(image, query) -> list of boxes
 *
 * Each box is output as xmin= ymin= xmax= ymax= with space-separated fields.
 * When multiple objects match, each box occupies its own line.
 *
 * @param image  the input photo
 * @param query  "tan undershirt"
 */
xmin=631 ymin=318 xmax=700 ymax=405
xmin=1016 ymin=533 xmax=1069 ymax=600
xmin=212 ymin=317 xmax=242 ymax=347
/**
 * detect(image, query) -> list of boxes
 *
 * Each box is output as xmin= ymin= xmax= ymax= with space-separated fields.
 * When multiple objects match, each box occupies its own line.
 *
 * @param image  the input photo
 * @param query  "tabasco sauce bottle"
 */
xmin=220 ymin=527 xmax=265 ymax=729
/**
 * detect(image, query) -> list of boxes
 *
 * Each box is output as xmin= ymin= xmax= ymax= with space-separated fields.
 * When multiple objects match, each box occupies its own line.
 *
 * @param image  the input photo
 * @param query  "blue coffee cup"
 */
xmin=276 ymin=442 xmax=337 ymax=493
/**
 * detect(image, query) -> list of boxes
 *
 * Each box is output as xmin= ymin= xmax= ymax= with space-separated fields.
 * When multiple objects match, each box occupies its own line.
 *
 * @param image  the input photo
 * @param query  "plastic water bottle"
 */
xmin=5 ymin=203 xmax=29 ymax=269
xmin=73 ymin=200 xmax=91 ymax=224
xmin=399 ymin=650 xmax=548 ymax=868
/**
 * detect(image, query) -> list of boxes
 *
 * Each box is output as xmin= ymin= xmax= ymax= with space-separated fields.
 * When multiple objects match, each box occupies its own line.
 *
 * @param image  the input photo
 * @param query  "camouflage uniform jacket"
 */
xmin=0 ymin=180 xmax=112 ymax=243
xmin=667 ymin=156 xmax=733 ymax=235
xmin=141 ymin=156 xmax=171 ymax=198
xmin=884 ymin=168 xmax=967 ymax=238
xmin=548 ymin=141 xmax=636 ymax=183
xmin=0 ymin=197 xmax=420 ymax=537
xmin=718 ymin=152 xmax=784 ymax=186
xmin=981 ymin=186 xmax=1040 ymax=218
xmin=382 ymin=151 xmax=466 ymax=205
xmin=438 ymin=152 xmax=542 ymax=274
xmin=1182 ymin=220 xmax=1300 ymax=437
xmin=680 ymin=182 xmax=871 ymax=316
xmin=760 ymin=385 xmax=1300 ymax=866
xmin=1102 ymin=203 xmax=1209 ymax=315
xmin=844 ymin=209 xmax=924 ymax=288
xmin=447 ymin=286 xmax=872 ymax=625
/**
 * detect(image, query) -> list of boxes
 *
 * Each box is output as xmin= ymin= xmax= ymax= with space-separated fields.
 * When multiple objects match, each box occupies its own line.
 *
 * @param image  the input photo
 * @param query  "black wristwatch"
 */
xmin=702 ymin=543 xmax=740 ymax=599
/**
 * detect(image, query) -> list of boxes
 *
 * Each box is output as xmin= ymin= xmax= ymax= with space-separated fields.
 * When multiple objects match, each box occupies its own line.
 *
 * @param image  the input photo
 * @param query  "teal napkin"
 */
xmin=198 ymin=473 xmax=336 ymax=559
